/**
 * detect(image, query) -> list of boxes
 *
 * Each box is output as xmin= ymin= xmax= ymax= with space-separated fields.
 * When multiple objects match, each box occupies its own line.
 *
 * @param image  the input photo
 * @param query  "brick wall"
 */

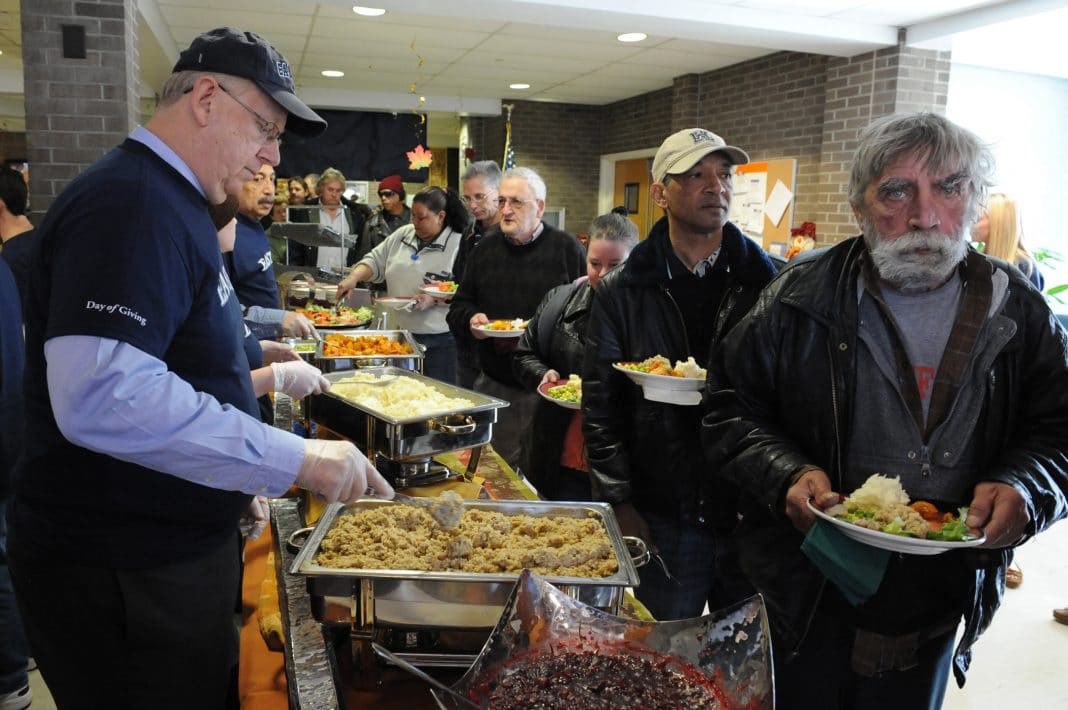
xmin=691 ymin=52 xmax=828 ymax=241
xmin=21 ymin=0 xmax=139 ymax=217
xmin=600 ymin=87 xmax=673 ymax=156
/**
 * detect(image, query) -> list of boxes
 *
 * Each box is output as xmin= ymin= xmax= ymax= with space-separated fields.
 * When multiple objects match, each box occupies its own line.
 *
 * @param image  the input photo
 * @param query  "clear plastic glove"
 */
xmin=271 ymin=360 xmax=330 ymax=398
xmin=295 ymin=439 xmax=394 ymax=503
xmin=259 ymin=340 xmax=301 ymax=365
xmin=239 ymin=495 xmax=270 ymax=540
xmin=281 ymin=311 xmax=319 ymax=339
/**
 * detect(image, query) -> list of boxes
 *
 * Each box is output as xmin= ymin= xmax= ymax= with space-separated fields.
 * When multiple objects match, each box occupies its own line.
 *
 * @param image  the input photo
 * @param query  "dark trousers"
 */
xmin=775 ymin=598 xmax=957 ymax=710
xmin=8 ymin=533 xmax=240 ymax=710
xmin=636 ymin=510 xmax=753 ymax=621
xmin=413 ymin=331 xmax=457 ymax=385
xmin=0 ymin=500 xmax=29 ymax=695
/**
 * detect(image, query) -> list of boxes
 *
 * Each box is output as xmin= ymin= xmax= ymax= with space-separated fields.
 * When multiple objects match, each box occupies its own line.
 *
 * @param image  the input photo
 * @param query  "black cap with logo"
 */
xmin=173 ymin=27 xmax=327 ymax=138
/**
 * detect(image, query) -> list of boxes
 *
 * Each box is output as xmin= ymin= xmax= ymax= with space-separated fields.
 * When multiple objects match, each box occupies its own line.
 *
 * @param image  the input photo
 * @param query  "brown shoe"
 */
xmin=1005 ymin=564 xmax=1023 ymax=589
xmin=1054 ymin=608 xmax=1068 ymax=625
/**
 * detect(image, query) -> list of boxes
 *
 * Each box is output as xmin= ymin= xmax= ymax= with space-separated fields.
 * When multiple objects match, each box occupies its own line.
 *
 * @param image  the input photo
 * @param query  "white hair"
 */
xmin=502 ymin=167 xmax=546 ymax=201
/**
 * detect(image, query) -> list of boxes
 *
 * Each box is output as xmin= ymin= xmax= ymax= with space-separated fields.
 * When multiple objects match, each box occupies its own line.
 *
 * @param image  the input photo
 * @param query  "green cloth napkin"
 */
xmin=801 ymin=519 xmax=891 ymax=606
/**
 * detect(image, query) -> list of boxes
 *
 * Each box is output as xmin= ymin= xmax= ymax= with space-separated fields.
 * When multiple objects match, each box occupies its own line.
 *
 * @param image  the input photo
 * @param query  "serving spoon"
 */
xmin=371 ymin=643 xmax=480 ymax=709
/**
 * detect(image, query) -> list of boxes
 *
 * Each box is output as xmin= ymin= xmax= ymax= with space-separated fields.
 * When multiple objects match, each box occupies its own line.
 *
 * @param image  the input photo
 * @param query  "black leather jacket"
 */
xmin=703 ymin=237 xmax=1068 ymax=685
xmin=582 ymin=217 xmax=777 ymax=524
xmin=513 ymin=281 xmax=590 ymax=490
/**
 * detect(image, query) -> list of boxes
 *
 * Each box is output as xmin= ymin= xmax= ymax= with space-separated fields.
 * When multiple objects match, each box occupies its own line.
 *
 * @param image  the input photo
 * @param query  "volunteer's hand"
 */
xmin=470 ymin=313 xmax=490 ymax=339
xmin=336 ymin=276 xmax=357 ymax=301
xmin=281 ymin=311 xmax=318 ymax=339
xmin=539 ymin=369 xmax=561 ymax=387
xmin=613 ymin=502 xmax=656 ymax=554
xmin=785 ymin=468 xmax=838 ymax=533
xmin=259 ymin=340 xmax=301 ymax=364
xmin=271 ymin=361 xmax=330 ymax=398
xmin=968 ymin=482 xmax=1029 ymax=548
xmin=295 ymin=439 xmax=394 ymax=503
xmin=239 ymin=495 xmax=270 ymax=540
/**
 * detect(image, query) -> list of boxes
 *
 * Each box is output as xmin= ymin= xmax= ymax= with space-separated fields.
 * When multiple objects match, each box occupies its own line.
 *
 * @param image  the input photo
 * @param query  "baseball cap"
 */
xmin=651 ymin=128 xmax=749 ymax=183
xmin=173 ymin=27 xmax=327 ymax=138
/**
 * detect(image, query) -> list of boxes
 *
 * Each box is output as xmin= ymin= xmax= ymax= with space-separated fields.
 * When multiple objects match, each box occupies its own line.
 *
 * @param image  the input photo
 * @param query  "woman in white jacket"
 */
xmin=337 ymin=186 xmax=471 ymax=383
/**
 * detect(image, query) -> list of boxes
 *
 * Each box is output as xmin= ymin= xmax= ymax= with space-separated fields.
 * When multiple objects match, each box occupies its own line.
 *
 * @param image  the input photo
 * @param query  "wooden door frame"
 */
xmin=597 ymin=148 xmax=657 ymax=215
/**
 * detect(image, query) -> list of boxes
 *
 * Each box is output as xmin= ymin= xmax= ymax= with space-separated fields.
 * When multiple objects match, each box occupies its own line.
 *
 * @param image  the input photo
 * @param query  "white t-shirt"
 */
xmin=317 ymin=206 xmax=350 ymax=270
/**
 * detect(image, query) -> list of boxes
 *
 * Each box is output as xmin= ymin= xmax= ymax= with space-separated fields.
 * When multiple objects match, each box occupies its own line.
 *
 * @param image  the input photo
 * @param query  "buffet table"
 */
xmin=238 ymin=444 xmax=539 ymax=709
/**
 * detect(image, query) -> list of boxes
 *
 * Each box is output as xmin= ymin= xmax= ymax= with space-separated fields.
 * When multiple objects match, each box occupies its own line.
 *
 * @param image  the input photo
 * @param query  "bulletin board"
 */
xmin=729 ymin=159 xmax=797 ymax=250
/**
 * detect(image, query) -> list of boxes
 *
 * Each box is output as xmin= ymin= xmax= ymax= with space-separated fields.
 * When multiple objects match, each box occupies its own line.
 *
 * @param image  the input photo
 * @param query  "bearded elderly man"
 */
xmin=703 ymin=112 xmax=1068 ymax=708
xmin=447 ymin=167 xmax=585 ymax=472
xmin=7 ymin=28 xmax=392 ymax=709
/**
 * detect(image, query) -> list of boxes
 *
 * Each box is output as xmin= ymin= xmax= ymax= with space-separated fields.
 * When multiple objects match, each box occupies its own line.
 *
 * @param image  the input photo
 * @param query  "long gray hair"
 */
xmin=848 ymin=112 xmax=994 ymax=216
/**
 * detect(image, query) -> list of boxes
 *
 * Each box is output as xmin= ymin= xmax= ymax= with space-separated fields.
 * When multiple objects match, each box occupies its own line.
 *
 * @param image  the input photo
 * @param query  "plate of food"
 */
xmin=292 ymin=304 xmax=373 ymax=328
xmin=376 ymin=296 xmax=416 ymax=311
xmin=611 ymin=356 xmax=706 ymax=406
xmin=538 ymin=375 xmax=582 ymax=410
xmin=420 ymin=280 xmax=458 ymax=299
xmin=808 ymin=474 xmax=985 ymax=555
xmin=478 ymin=318 xmax=529 ymax=338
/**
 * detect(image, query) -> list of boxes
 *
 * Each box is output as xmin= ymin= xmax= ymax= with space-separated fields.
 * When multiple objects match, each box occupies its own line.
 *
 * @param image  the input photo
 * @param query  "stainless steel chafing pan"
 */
xmin=289 ymin=499 xmax=640 ymax=632
xmin=313 ymin=329 xmax=424 ymax=373
xmin=306 ymin=368 xmax=507 ymax=461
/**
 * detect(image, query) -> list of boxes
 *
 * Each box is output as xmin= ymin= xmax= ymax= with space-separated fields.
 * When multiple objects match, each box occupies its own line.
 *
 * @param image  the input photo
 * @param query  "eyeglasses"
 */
xmin=218 ymin=84 xmax=283 ymax=144
xmin=462 ymin=193 xmax=492 ymax=204
xmin=379 ymin=190 xmax=396 ymax=198
xmin=497 ymin=196 xmax=535 ymax=210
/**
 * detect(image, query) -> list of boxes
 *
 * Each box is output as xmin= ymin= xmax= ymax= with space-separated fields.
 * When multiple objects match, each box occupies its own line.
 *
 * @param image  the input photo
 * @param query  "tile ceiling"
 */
xmin=0 ymin=0 xmax=1060 ymax=134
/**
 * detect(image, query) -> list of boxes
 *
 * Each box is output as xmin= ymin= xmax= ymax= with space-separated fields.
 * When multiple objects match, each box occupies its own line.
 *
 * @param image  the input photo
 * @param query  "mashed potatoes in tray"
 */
xmin=330 ymin=372 xmax=475 ymax=419
xmin=315 ymin=505 xmax=619 ymax=577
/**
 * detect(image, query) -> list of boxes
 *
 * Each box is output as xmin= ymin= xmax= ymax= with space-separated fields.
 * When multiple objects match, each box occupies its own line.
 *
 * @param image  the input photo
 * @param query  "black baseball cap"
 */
xmin=173 ymin=27 xmax=327 ymax=138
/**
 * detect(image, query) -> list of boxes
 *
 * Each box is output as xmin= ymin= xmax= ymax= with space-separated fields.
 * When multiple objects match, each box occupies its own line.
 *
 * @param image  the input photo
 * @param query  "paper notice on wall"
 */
xmin=764 ymin=179 xmax=794 ymax=227
xmin=730 ymin=171 xmax=766 ymax=236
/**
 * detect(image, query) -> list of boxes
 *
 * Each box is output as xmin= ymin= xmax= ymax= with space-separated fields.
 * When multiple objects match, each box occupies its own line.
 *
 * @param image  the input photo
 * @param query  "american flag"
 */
xmin=503 ymin=121 xmax=516 ymax=170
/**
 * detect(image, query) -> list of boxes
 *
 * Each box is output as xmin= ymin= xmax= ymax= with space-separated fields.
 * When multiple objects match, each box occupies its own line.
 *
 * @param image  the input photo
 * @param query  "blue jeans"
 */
xmin=635 ymin=510 xmax=753 ymax=621
xmin=413 ymin=331 xmax=456 ymax=384
xmin=0 ymin=500 xmax=29 ymax=694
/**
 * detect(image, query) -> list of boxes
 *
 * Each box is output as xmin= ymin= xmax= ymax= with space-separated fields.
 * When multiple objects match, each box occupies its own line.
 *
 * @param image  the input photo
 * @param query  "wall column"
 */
xmin=20 ymin=0 xmax=139 ymax=218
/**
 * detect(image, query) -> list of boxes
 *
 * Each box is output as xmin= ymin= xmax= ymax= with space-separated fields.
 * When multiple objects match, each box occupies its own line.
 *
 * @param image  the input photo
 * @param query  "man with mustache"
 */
xmin=703 ymin=112 xmax=1068 ymax=707
xmin=581 ymin=128 xmax=777 ymax=621
xmin=229 ymin=162 xmax=316 ymax=341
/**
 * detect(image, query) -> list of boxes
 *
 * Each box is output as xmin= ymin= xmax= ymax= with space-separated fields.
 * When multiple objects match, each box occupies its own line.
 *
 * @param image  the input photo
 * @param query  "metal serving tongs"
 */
xmin=371 ymin=643 xmax=480 ymax=709
xmin=623 ymin=535 xmax=676 ymax=583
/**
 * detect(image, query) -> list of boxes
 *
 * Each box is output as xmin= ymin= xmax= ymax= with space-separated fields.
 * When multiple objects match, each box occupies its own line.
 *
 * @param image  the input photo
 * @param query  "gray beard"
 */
xmin=863 ymin=218 xmax=968 ymax=293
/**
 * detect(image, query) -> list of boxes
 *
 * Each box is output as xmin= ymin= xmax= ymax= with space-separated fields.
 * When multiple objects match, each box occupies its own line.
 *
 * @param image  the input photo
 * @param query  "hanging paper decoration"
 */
xmin=407 ymin=145 xmax=433 ymax=170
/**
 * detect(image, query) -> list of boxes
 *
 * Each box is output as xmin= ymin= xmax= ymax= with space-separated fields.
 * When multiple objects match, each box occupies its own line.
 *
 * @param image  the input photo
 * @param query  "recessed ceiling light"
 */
xmin=509 ymin=83 xmax=530 ymax=90
xmin=353 ymin=6 xmax=386 ymax=16
xmin=321 ymin=69 xmax=345 ymax=78
xmin=617 ymin=32 xmax=647 ymax=43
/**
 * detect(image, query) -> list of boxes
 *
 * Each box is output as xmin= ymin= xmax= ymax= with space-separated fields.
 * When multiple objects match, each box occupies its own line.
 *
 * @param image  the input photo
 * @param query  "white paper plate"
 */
xmin=478 ymin=321 xmax=527 ymax=338
xmin=376 ymin=297 xmax=416 ymax=311
xmin=611 ymin=362 xmax=704 ymax=406
xmin=538 ymin=381 xmax=581 ymax=410
xmin=807 ymin=500 xmax=985 ymax=556
xmin=419 ymin=285 xmax=456 ymax=299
